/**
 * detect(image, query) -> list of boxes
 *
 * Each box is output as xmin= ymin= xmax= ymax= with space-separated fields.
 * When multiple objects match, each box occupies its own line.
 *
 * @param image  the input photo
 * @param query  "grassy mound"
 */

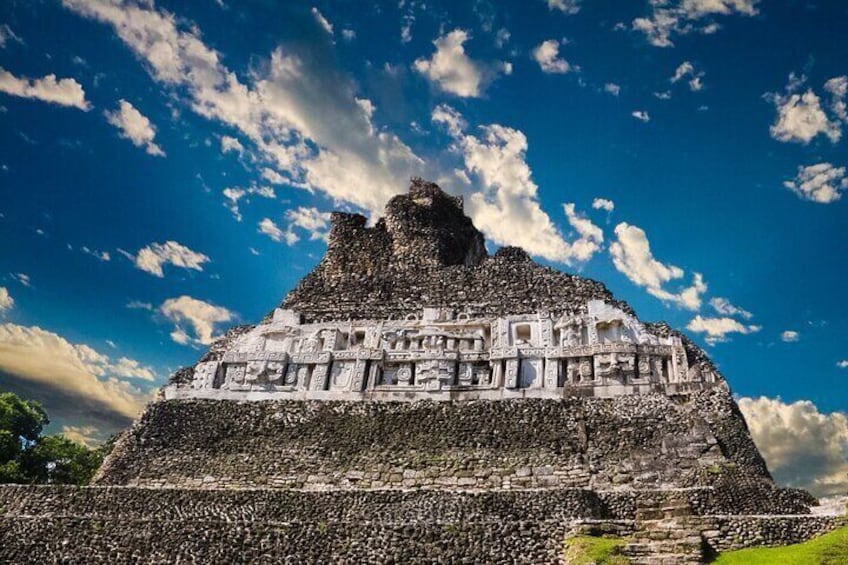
xmin=563 ymin=535 xmax=630 ymax=564
xmin=711 ymin=525 xmax=848 ymax=564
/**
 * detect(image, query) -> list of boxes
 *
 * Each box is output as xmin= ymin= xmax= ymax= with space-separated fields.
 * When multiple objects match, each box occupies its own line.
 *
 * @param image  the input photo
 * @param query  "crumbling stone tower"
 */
xmin=1 ymin=180 xmax=843 ymax=564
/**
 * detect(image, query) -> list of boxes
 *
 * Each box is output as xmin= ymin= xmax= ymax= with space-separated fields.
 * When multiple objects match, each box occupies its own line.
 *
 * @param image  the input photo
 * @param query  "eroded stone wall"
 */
xmin=95 ymin=391 xmax=800 ymax=512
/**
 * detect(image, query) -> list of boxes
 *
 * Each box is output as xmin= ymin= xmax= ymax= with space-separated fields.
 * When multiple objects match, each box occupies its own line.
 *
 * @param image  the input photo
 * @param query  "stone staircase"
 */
xmin=622 ymin=494 xmax=704 ymax=564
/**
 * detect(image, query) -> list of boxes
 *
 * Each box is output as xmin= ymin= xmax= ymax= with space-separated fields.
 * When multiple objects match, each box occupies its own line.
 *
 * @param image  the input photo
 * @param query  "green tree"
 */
xmin=20 ymin=435 xmax=104 ymax=485
xmin=0 ymin=391 xmax=104 ymax=485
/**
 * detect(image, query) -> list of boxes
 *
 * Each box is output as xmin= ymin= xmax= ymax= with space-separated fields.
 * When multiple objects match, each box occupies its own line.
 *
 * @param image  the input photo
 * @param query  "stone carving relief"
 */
xmin=170 ymin=302 xmax=720 ymax=400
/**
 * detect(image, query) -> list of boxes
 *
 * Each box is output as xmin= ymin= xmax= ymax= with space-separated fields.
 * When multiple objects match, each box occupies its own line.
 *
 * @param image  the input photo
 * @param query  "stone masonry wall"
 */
xmin=1 ymin=486 xmax=841 ymax=564
xmin=97 ymin=395 xmax=725 ymax=491
xmin=94 ymin=391 xmax=811 ymax=517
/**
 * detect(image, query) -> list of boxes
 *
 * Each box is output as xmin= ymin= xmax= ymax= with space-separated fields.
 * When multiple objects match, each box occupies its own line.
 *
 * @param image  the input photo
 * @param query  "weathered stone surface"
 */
xmin=3 ymin=179 xmax=837 ymax=564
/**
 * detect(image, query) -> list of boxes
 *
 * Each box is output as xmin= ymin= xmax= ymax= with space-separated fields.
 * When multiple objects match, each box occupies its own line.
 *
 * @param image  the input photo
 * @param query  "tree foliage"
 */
xmin=0 ymin=392 xmax=104 ymax=485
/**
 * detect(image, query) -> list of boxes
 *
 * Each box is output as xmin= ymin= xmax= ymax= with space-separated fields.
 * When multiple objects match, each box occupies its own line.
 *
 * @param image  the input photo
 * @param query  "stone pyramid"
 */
xmin=1 ymin=179 xmax=842 ymax=564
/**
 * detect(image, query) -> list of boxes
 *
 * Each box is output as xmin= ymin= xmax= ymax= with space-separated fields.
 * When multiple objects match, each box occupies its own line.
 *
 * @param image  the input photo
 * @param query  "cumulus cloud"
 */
xmin=159 ymin=295 xmax=234 ymax=346
xmin=562 ymin=203 xmax=604 ymax=261
xmin=132 ymin=241 xmax=210 ymax=278
xmin=433 ymin=104 xmax=602 ymax=264
xmin=285 ymin=206 xmax=332 ymax=243
xmin=610 ymin=222 xmax=707 ymax=310
xmin=63 ymin=0 xmax=424 ymax=217
xmin=0 ymin=67 xmax=90 ymax=110
xmin=547 ymin=0 xmax=581 ymax=14
xmin=592 ymin=197 xmax=614 ymax=212
xmin=532 ymin=39 xmax=572 ymax=74
xmin=0 ymin=323 xmax=153 ymax=434
xmin=311 ymin=7 xmax=333 ymax=35
xmin=709 ymin=297 xmax=753 ymax=320
xmin=783 ymin=163 xmax=848 ymax=204
xmin=768 ymin=75 xmax=841 ymax=144
xmin=414 ymin=29 xmax=508 ymax=97
xmin=104 ymin=99 xmax=165 ymax=156
xmin=633 ymin=0 xmax=759 ymax=48
xmin=0 ymin=286 xmax=13 ymax=313
xmin=738 ymin=396 xmax=848 ymax=497
xmin=258 ymin=217 xmax=292 ymax=244
xmin=838 ymin=360 xmax=848 ymax=369
xmin=631 ymin=110 xmax=650 ymax=122
xmin=686 ymin=315 xmax=761 ymax=344
xmin=781 ymin=330 xmax=800 ymax=343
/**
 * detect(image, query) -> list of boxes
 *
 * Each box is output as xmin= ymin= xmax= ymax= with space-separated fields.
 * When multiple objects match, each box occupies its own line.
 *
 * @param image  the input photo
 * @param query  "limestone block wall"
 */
xmin=699 ymin=516 xmax=847 ymax=553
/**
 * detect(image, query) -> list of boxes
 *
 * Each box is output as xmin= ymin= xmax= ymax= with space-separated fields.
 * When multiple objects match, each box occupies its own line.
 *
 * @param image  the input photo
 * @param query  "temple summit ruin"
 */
xmin=1 ymin=179 xmax=844 ymax=564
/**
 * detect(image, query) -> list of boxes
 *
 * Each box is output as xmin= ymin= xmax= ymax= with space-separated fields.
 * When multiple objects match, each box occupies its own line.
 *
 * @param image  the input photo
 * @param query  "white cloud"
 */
xmin=311 ymin=7 xmax=333 ymax=35
xmin=63 ymin=0 xmax=424 ymax=217
xmin=609 ymin=222 xmax=707 ymax=310
xmin=258 ymin=217 xmax=293 ymax=244
xmin=783 ymin=163 xmax=848 ymax=204
xmin=286 ymin=206 xmax=332 ymax=243
xmin=686 ymin=315 xmax=761 ymax=344
xmin=0 ymin=25 xmax=22 ymax=48
xmin=670 ymin=60 xmax=705 ymax=91
xmin=562 ymin=203 xmax=604 ymax=262
xmin=0 ymin=67 xmax=90 ymax=110
xmin=592 ymin=197 xmax=614 ymax=212
xmin=414 ymin=29 xmax=507 ymax=97
xmin=631 ymin=110 xmax=650 ymax=122
xmin=81 ymin=246 xmax=111 ymax=261
xmin=11 ymin=273 xmax=31 ymax=288
xmin=768 ymin=80 xmax=841 ymax=144
xmin=220 ymin=135 xmax=244 ymax=155
xmin=433 ymin=105 xmax=601 ymax=264
xmin=432 ymin=103 xmax=467 ymax=137
xmin=603 ymin=83 xmax=620 ymax=96
xmin=709 ymin=297 xmax=753 ymax=320
xmin=671 ymin=61 xmax=694 ymax=83
xmin=222 ymin=184 xmax=276 ymax=221
xmin=532 ymin=39 xmax=571 ymax=74
xmin=633 ymin=0 xmax=759 ymax=48
xmin=837 ymin=360 xmax=848 ymax=369
xmin=781 ymin=330 xmax=800 ymax=343
xmin=547 ymin=0 xmax=581 ymax=14
xmin=738 ymin=396 xmax=848 ymax=497
xmin=654 ymin=90 xmax=672 ymax=100
xmin=260 ymin=167 xmax=286 ymax=184
xmin=824 ymin=76 xmax=848 ymax=122
xmin=0 ymin=286 xmax=13 ymax=313
xmin=0 ymin=323 xmax=153 ymax=428
xmin=159 ymin=295 xmax=234 ymax=346
xmin=133 ymin=241 xmax=210 ymax=278
xmin=104 ymin=99 xmax=165 ymax=156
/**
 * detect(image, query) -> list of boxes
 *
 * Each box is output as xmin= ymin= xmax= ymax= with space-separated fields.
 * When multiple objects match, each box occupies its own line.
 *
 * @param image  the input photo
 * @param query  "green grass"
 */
xmin=711 ymin=525 xmax=848 ymax=565
xmin=562 ymin=535 xmax=630 ymax=565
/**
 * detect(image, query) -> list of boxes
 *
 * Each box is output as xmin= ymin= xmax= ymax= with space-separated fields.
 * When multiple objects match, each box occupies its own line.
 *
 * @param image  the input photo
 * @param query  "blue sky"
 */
xmin=0 ymin=1 xmax=846 ymax=494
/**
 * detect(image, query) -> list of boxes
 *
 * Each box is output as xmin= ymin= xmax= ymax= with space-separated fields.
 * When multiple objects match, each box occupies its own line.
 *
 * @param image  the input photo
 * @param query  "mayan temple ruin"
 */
xmin=0 ymin=179 xmax=844 ymax=563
